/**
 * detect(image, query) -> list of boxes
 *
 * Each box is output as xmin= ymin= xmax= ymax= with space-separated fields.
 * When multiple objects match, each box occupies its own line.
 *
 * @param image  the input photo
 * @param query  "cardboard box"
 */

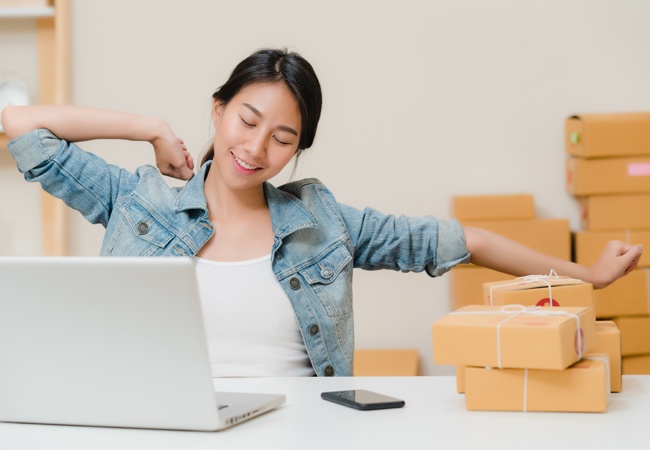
xmin=594 ymin=321 xmax=622 ymax=392
xmin=566 ymin=156 xmax=650 ymax=196
xmin=483 ymin=276 xmax=593 ymax=309
xmin=574 ymin=230 xmax=650 ymax=267
xmin=353 ymin=349 xmax=419 ymax=376
xmin=464 ymin=354 xmax=609 ymax=412
xmin=566 ymin=113 xmax=650 ymax=159
xmin=449 ymin=266 xmax=513 ymax=310
xmin=451 ymin=194 xmax=535 ymax=221
xmin=456 ymin=365 xmax=467 ymax=394
xmin=622 ymin=354 xmax=650 ymax=374
xmin=459 ymin=218 xmax=571 ymax=260
xmin=593 ymin=269 xmax=650 ymax=318
xmin=432 ymin=305 xmax=596 ymax=370
xmin=612 ymin=316 xmax=650 ymax=356
xmin=580 ymin=194 xmax=650 ymax=231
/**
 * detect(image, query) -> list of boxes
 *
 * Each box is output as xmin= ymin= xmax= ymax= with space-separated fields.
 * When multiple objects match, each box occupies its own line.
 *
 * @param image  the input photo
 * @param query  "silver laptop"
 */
xmin=0 ymin=257 xmax=285 ymax=431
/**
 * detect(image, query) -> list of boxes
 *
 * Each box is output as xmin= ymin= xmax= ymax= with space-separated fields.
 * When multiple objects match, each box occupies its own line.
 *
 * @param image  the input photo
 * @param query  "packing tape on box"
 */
xmin=512 ymin=356 xmax=609 ymax=412
xmin=450 ymin=305 xmax=583 ymax=368
xmin=488 ymin=270 xmax=563 ymax=307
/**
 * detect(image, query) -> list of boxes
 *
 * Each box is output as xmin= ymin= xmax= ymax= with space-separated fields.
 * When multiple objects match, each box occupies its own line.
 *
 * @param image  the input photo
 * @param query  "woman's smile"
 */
xmin=231 ymin=152 xmax=262 ymax=174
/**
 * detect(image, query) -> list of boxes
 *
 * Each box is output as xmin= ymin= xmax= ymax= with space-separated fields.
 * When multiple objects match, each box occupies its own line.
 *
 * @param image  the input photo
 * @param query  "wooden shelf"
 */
xmin=2 ymin=0 xmax=70 ymax=256
xmin=0 ymin=6 xmax=55 ymax=18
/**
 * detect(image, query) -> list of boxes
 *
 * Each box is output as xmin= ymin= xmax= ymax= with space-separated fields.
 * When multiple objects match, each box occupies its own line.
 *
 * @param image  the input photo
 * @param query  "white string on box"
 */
xmin=523 ymin=368 xmax=529 ymax=413
xmin=519 ymin=356 xmax=609 ymax=413
xmin=488 ymin=270 xmax=562 ymax=307
xmin=450 ymin=304 xmax=583 ymax=368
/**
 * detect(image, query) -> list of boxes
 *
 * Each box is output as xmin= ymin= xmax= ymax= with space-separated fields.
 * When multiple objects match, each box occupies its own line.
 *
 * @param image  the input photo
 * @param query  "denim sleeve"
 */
xmin=336 ymin=203 xmax=470 ymax=277
xmin=7 ymin=129 xmax=138 ymax=227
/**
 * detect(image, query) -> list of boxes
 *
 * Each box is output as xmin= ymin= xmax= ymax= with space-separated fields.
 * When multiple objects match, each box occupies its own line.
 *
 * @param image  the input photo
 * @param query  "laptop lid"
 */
xmin=0 ymin=257 xmax=284 ymax=431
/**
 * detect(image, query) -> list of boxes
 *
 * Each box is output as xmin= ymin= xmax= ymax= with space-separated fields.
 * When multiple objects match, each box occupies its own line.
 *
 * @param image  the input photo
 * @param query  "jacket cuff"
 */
xmin=7 ymin=129 xmax=63 ymax=173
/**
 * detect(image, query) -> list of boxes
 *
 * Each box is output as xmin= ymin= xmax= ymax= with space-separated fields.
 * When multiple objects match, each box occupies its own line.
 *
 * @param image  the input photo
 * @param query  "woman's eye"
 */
xmin=240 ymin=116 xmax=255 ymax=127
xmin=273 ymin=135 xmax=291 ymax=146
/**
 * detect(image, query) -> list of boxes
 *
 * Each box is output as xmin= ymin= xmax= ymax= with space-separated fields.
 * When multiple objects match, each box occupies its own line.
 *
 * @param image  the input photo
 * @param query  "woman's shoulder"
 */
xmin=275 ymin=177 xmax=330 ymax=195
xmin=267 ymin=177 xmax=338 ymax=210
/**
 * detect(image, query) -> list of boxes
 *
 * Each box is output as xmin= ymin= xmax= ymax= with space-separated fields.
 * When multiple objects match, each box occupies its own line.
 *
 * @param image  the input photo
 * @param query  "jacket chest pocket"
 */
xmin=105 ymin=200 xmax=176 ymax=256
xmin=299 ymin=245 xmax=353 ymax=317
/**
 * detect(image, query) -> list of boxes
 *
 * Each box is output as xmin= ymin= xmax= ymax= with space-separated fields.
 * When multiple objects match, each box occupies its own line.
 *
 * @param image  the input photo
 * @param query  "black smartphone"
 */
xmin=321 ymin=389 xmax=405 ymax=410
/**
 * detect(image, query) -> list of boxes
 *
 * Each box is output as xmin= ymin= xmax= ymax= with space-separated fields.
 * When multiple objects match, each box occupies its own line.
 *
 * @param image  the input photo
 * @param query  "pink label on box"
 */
xmin=628 ymin=163 xmax=650 ymax=176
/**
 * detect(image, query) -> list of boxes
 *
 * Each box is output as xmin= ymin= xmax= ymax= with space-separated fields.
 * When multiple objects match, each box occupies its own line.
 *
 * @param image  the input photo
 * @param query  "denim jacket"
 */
xmin=9 ymin=129 xmax=470 ymax=377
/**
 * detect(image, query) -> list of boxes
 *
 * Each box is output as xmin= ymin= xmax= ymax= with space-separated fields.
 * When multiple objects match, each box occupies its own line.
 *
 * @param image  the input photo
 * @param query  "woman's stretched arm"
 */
xmin=1 ymin=105 xmax=194 ymax=180
xmin=464 ymin=226 xmax=643 ymax=289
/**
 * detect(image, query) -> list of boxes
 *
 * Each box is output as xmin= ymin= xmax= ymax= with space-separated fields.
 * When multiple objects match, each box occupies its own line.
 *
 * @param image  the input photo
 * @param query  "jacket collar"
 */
xmin=174 ymin=162 xmax=319 ymax=237
xmin=173 ymin=162 xmax=211 ymax=214
xmin=264 ymin=181 xmax=319 ymax=239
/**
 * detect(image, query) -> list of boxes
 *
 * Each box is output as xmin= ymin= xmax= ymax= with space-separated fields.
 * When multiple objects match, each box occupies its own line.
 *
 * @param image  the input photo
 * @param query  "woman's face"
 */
xmin=210 ymin=82 xmax=302 ymax=192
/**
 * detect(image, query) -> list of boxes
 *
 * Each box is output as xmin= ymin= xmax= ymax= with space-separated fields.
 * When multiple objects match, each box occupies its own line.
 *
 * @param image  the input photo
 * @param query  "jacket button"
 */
xmin=309 ymin=324 xmax=319 ymax=336
xmin=324 ymin=365 xmax=335 ymax=377
xmin=289 ymin=277 xmax=301 ymax=290
xmin=137 ymin=222 xmax=149 ymax=235
xmin=320 ymin=267 xmax=333 ymax=279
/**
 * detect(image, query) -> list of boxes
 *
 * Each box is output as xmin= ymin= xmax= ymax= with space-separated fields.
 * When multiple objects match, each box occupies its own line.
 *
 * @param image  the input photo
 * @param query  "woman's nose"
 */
xmin=246 ymin=130 xmax=267 ymax=157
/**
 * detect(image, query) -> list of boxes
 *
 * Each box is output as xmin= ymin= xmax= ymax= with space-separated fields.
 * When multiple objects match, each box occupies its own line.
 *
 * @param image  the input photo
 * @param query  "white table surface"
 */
xmin=1 ymin=375 xmax=649 ymax=450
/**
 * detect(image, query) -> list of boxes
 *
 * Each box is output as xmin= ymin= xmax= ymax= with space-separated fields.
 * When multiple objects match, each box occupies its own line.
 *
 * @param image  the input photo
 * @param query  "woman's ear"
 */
xmin=212 ymin=100 xmax=224 ymax=125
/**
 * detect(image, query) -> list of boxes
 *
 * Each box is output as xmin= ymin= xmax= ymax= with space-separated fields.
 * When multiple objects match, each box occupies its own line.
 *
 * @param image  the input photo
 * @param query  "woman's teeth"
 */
xmin=234 ymin=155 xmax=260 ymax=170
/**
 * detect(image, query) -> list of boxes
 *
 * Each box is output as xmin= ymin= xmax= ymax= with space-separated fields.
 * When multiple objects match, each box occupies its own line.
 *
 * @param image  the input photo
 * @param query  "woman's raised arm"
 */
xmin=463 ymin=225 xmax=643 ymax=289
xmin=1 ymin=105 xmax=194 ymax=180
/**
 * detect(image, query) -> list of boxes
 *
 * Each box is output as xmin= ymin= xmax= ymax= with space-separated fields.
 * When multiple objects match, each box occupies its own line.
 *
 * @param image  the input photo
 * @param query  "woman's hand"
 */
xmin=587 ymin=240 xmax=643 ymax=289
xmin=151 ymin=127 xmax=195 ymax=180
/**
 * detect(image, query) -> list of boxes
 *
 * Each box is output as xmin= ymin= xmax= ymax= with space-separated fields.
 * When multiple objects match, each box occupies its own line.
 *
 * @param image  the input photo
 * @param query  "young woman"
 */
xmin=2 ymin=48 xmax=642 ymax=377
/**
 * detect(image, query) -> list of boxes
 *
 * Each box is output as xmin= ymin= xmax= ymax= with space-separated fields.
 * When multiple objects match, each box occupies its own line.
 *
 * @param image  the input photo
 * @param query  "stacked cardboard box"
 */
xmin=566 ymin=112 xmax=650 ymax=374
xmin=433 ymin=279 xmax=622 ymax=412
xmin=448 ymin=194 xmax=571 ymax=309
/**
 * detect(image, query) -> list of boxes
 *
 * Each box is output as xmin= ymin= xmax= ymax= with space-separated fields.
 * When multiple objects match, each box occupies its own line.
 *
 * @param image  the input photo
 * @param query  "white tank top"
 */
xmin=193 ymin=255 xmax=315 ymax=377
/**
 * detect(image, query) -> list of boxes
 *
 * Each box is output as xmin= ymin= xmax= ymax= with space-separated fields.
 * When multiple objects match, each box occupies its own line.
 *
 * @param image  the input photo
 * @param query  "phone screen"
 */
xmin=321 ymin=389 xmax=405 ymax=410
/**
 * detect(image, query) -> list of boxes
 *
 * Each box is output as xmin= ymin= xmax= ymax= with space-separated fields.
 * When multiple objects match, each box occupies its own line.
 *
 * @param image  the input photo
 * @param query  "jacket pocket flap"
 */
xmin=121 ymin=200 xmax=175 ymax=248
xmin=301 ymin=245 xmax=352 ymax=285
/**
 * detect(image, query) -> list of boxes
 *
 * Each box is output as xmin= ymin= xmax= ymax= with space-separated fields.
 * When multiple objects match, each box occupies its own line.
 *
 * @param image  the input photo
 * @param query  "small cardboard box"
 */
xmin=593 ymin=269 xmax=650 ymax=318
xmin=458 ymin=218 xmax=571 ymax=260
xmin=483 ymin=276 xmax=594 ymax=309
xmin=612 ymin=316 xmax=650 ymax=356
xmin=432 ymin=305 xmax=596 ymax=370
xmin=594 ymin=321 xmax=622 ymax=392
xmin=449 ymin=265 xmax=512 ymax=310
xmin=353 ymin=349 xmax=419 ymax=376
xmin=622 ymin=354 xmax=650 ymax=374
xmin=451 ymin=194 xmax=535 ymax=221
xmin=566 ymin=113 xmax=650 ymax=159
xmin=566 ymin=156 xmax=650 ymax=197
xmin=464 ymin=354 xmax=610 ymax=412
xmin=580 ymin=194 xmax=650 ymax=231
xmin=574 ymin=230 xmax=650 ymax=267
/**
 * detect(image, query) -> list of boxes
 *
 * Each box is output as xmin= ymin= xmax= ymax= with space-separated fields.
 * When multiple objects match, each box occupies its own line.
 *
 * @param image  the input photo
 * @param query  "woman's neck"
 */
xmin=203 ymin=168 xmax=269 ymax=223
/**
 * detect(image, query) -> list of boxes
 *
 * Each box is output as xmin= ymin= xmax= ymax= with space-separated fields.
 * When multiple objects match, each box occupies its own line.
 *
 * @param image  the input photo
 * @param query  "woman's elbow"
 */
xmin=463 ymin=226 xmax=487 ymax=260
xmin=1 ymin=106 xmax=30 ymax=140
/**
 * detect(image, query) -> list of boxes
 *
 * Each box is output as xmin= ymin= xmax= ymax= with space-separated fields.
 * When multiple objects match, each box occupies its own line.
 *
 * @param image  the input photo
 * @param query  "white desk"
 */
xmin=1 ymin=375 xmax=649 ymax=450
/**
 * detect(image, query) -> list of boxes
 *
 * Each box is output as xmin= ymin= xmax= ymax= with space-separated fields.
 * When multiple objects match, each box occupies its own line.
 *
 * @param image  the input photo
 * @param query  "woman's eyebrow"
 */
xmin=243 ymin=103 xmax=298 ymax=136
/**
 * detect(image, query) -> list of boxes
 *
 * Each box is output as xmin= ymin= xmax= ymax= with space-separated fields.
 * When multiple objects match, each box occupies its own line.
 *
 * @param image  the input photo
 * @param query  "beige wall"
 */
xmin=3 ymin=0 xmax=650 ymax=375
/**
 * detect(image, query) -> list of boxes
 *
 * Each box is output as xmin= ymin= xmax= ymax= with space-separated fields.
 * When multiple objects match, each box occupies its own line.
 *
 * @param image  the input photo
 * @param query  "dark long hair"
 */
xmin=201 ymin=48 xmax=322 ymax=166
